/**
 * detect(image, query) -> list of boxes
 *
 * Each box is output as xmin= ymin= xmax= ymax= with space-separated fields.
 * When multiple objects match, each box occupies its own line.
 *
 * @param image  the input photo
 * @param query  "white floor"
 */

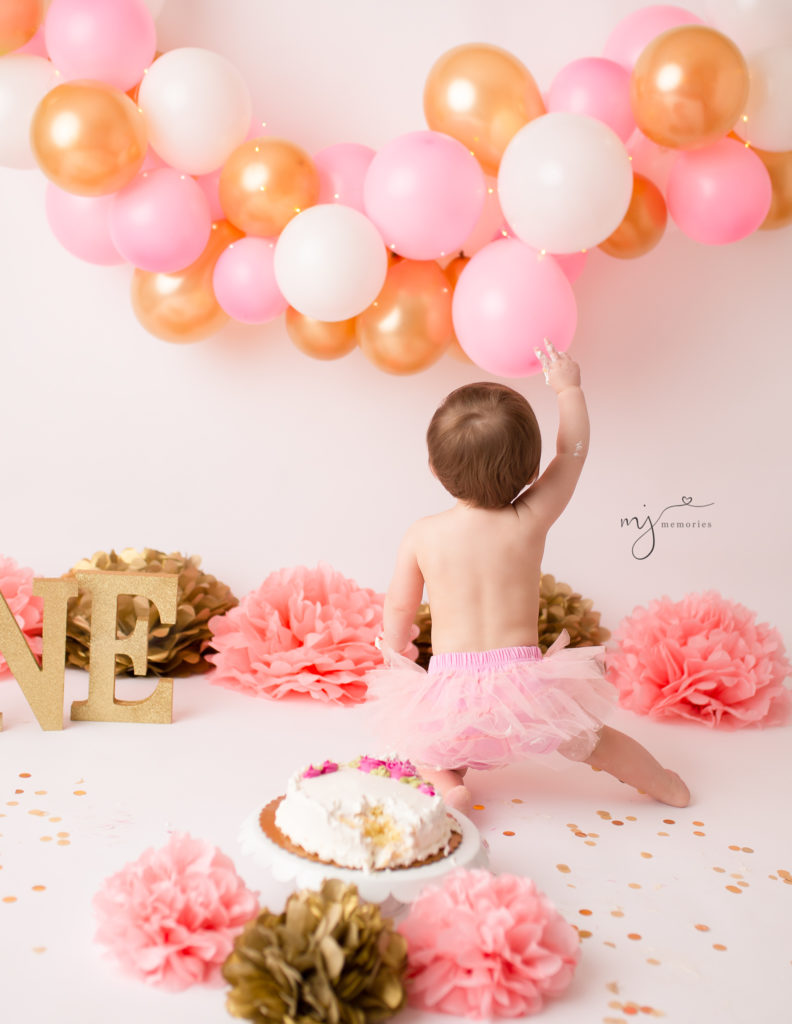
xmin=1 ymin=668 xmax=790 ymax=1023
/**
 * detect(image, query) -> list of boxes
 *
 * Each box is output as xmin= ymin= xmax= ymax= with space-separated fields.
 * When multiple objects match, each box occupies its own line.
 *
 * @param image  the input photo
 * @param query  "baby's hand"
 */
xmin=534 ymin=339 xmax=581 ymax=394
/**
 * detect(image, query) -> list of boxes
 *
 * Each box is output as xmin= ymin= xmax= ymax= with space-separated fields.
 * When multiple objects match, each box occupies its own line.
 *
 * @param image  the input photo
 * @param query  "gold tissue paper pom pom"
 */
xmin=222 ymin=878 xmax=407 ymax=1024
xmin=414 ymin=574 xmax=610 ymax=660
xmin=65 ymin=548 xmax=238 ymax=676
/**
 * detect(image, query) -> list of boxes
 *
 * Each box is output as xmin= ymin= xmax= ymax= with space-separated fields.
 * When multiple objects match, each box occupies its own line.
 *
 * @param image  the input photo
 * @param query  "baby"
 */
xmin=368 ymin=341 xmax=690 ymax=811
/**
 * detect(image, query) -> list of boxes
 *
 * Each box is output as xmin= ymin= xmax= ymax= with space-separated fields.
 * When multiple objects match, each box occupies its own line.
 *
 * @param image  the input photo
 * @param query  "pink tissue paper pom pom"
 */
xmin=93 ymin=833 xmax=259 ymax=992
xmin=206 ymin=562 xmax=385 ymax=704
xmin=0 ymin=555 xmax=43 ymax=677
xmin=606 ymin=591 xmax=791 ymax=729
xmin=399 ymin=868 xmax=580 ymax=1019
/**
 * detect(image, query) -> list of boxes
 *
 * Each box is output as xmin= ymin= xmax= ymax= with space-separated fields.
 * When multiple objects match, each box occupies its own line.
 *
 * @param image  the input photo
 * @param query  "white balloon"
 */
xmin=0 ymin=56 xmax=58 ymax=169
xmin=137 ymin=47 xmax=251 ymax=175
xmin=274 ymin=205 xmax=388 ymax=322
xmin=739 ymin=46 xmax=792 ymax=152
xmin=498 ymin=113 xmax=633 ymax=254
xmin=706 ymin=0 xmax=792 ymax=56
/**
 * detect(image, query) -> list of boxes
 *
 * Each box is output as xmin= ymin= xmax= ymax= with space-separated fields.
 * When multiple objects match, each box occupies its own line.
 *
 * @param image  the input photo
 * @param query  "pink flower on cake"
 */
xmin=0 ymin=555 xmax=43 ymax=677
xmin=303 ymin=760 xmax=339 ymax=778
xmin=399 ymin=868 xmax=579 ymax=1018
xmin=93 ymin=833 xmax=259 ymax=991
xmin=357 ymin=755 xmax=387 ymax=773
xmin=206 ymin=563 xmax=385 ymax=704
xmin=607 ymin=592 xmax=791 ymax=729
xmin=386 ymin=758 xmax=417 ymax=779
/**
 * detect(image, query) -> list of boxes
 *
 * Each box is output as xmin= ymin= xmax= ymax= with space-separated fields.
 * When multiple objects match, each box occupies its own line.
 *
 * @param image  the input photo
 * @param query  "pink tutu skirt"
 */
xmin=365 ymin=630 xmax=616 ymax=771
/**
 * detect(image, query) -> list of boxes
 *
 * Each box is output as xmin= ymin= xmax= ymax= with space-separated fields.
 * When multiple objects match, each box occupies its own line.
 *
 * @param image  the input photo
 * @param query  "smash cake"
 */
xmin=261 ymin=756 xmax=462 ymax=872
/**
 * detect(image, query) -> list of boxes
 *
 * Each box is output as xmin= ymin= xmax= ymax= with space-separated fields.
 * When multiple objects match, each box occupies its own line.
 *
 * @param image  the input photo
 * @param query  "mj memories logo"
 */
xmin=620 ymin=496 xmax=714 ymax=560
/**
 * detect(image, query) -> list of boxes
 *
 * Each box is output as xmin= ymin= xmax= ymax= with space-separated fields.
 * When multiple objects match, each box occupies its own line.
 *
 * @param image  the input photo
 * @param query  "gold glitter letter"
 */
xmin=0 ymin=579 xmax=78 ymax=732
xmin=70 ymin=572 xmax=177 ymax=725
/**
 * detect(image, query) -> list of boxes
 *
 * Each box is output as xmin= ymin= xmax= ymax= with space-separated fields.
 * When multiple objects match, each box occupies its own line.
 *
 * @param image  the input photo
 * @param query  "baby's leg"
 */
xmin=579 ymin=726 xmax=691 ymax=807
xmin=419 ymin=766 xmax=473 ymax=813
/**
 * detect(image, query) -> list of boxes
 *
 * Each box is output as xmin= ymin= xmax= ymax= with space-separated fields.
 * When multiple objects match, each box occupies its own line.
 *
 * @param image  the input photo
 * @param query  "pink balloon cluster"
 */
xmin=0 ymin=0 xmax=789 ymax=378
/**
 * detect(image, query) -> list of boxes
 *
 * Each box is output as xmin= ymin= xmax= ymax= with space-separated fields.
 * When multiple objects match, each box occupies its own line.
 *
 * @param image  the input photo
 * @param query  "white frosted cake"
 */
xmin=272 ymin=756 xmax=458 ymax=871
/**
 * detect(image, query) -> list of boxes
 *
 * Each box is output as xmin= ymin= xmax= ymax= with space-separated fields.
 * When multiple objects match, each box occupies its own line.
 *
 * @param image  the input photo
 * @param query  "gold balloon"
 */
xmin=131 ymin=220 xmax=243 ymax=343
xmin=423 ymin=43 xmax=545 ymax=176
xmin=357 ymin=260 xmax=453 ymax=375
xmin=0 ymin=0 xmax=43 ymax=54
xmin=285 ymin=307 xmax=357 ymax=361
xmin=31 ymin=80 xmax=147 ymax=196
xmin=631 ymin=27 xmax=749 ymax=150
xmin=219 ymin=137 xmax=320 ymax=236
xmin=443 ymin=256 xmax=473 ymax=363
xmin=598 ymin=173 xmax=667 ymax=258
xmin=753 ymin=146 xmax=792 ymax=230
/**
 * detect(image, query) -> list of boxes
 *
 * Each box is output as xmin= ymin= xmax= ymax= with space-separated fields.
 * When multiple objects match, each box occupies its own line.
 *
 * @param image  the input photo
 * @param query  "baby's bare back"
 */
xmin=414 ymin=503 xmax=547 ymax=653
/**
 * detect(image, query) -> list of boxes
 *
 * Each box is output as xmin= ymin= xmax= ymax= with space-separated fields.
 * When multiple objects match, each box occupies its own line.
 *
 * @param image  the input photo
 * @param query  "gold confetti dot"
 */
xmin=695 ymin=923 xmax=710 ymax=932
xmin=584 ymin=840 xmax=597 ymax=846
xmin=48 ymin=817 xmax=61 ymax=823
xmin=627 ymin=933 xmax=642 ymax=941
xmin=693 ymin=831 xmax=706 ymax=836
xmin=19 ymin=773 xmax=31 ymax=779
xmin=472 ymin=804 xmax=484 ymax=811
xmin=769 ymin=874 xmax=778 ymax=880
xmin=34 ymin=791 xmax=46 ymax=796
xmin=604 ymin=940 xmax=617 ymax=948
xmin=597 ymin=810 xmax=612 ymax=819
xmin=713 ymin=944 xmax=727 ymax=951
xmin=73 ymin=790 xmax=86 ymax=797
xmin=742 ymin=847 xmax=754 ymax=854
xmin=40 ymin=836 xmax=52 ymax=843
xmin=692 ymin=820 xmax=705 ymax=827
xmin=647 ymin=958 xmax=661 ymax=965
xmin=56 ymin=832 xmax=69 ymax=838
xmin=14 ymin=789 xmax=23 ymax=794
xmin=728 ymin=845 xmax=740 ymax=851
xmin=579 ymin=908 xmax=592 ymax=916
xmin=612 ymin=820 xmax=625 ymax=826
xmin=625 ymin=816 xmax=637 ymax=822
xmin=511 ymin=798 xmax=523 ymax=804
xmin=574 ymin=830 xmax=587 ymax=837
xmin=731 ymin=872 xmax=744 ymax=879
xmin=6 ymin=802 xmax=18 ymax=807
xmin=640 ymin=852 xmax=653 ymax=859
xmin=778 ymin=869 xmax=791 ymax=879
xmin=628 ymin=883 xmax=642 ymax=889
xmin=2 ymin=896 xmax=17 ymax=903
xmin=28 ymin=810 xmax=46 ymax=817
xmin=662 ymin=818 xmax=675 ymax=825
xmin=588 ymin=832 xmax=599 ymax=838
xmin=725 ymin=885 xmax=742 ymax=894
xmin=32 ymin=886 xmax=46 ymax=892
xmin=32 ymin=947 xmax=46 ymax=954
xmin=57 ymin=840 xmax=70 ymax=847
xmin=737 ymin=881 xmax=749 ymax=888
xmin=611 ymin=910 xmax=625 ymax=918
xmin=657 ymin=831 xmax=670 ymax=837
xmin=713 ymin=866 xmax=726 ymax=873
xmin=577 ymin=929 xmax=592 ymax=939
xmin=502 ymin=830 xmax=515 ymax=837
xmin=556 ymin=864 xmax=571 ymax=873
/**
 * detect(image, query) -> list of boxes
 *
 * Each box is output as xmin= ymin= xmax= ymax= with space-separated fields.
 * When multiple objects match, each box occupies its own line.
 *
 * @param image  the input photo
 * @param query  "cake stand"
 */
xmin=239 ymin=800 xmax=488 ymax=905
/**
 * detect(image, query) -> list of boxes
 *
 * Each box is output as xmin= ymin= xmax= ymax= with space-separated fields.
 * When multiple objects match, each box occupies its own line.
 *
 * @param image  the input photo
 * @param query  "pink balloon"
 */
xmin=45 ymin=0 xmax=156 ymax=92
xmin=552 ymin=251 xmax=588 ymax=284
xmin=460 ymin=176 xmax=507 ymax=256
xmin=14 ymin=26 xmax=48 ymax=57
xmin=547 ymin=58 xmax=635 ymax=142
xmin=452 ymin=239 xmax=577 ymax=378
xmin=603 ymin=5 xmax=703 ymax=69
xmin=213 ymin=237 xmax=288 ymax=324
xmin=45 ymin=184 xmax=124 ymax=265
xmin=666 ymin=138 xmax=772 ymax=245
xmin=627 ymin=131 xmax=675 ymax=193
xmin=109 ymin=168 xmax=212 ymax=272
xmin=315 ymin=142 xmax=376 ymax=213
xmin=364 ymin=130 xmax=486 ymax=259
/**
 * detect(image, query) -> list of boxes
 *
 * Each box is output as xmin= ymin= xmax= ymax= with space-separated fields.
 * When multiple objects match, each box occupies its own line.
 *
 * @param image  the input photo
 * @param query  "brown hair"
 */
xmin=426 ymin=382 xmax=541 ymax=509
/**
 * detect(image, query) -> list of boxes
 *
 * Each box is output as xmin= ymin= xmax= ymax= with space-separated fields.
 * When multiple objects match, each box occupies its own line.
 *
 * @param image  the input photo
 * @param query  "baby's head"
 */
xmin=426 ymin=382 xmax=541 ymax=509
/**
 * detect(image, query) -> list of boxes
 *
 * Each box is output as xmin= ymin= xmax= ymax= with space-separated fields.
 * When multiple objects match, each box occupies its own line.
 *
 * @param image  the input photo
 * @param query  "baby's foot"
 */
xmin=656 ymin=770 xmax=691 ymax=807
xmin=444 ymin=785 xmax=473 ymax=814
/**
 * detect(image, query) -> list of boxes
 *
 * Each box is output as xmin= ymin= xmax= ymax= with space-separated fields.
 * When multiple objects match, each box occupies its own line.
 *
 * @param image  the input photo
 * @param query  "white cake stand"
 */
xmin=239 ymin=802 xmax=488 ymax=905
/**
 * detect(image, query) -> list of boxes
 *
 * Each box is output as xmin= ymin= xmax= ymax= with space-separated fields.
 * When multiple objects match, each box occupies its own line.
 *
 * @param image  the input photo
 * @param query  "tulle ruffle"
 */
xmin=365 ymin=630 xmax=616 ymax=770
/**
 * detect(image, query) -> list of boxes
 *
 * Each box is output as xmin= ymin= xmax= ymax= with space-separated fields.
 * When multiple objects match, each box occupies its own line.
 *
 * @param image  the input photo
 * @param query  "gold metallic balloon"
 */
xmin=443 ymin=255 xmax=473 ymax=363
xmin=219 ymin=137 xmax=320 ymax=236
xmin=31 ymin=80 xmax=147 ymax=196
xmin=631 ymin=27 xmax=749 ymax=150
xmin=598 ymin=173 xmax=667 ymax=258
xmin=357 ymin=259 xmax=453 ymax=375
xmin=0 ymin=0 xmax=43 ymax=54
xmin=131 ymin=220 xmax=243 ymax=343
xmin=753 ymin=146 xmax=792 ymax=230
xmin=423 ymin=44 xmax=545 ymax=176
xmin=285 ymin=307 xmax=357 ymax=360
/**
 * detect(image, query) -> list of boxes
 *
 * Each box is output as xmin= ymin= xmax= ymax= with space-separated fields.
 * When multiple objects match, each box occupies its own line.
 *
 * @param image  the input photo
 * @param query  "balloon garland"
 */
xmin=2 ymin=0 xmax=791 ymax=377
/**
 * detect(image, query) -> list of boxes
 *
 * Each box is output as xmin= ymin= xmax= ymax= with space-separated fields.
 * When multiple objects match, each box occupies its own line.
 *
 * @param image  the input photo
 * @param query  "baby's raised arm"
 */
xmin=516 ymin=342 xmax=590 ymax=525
